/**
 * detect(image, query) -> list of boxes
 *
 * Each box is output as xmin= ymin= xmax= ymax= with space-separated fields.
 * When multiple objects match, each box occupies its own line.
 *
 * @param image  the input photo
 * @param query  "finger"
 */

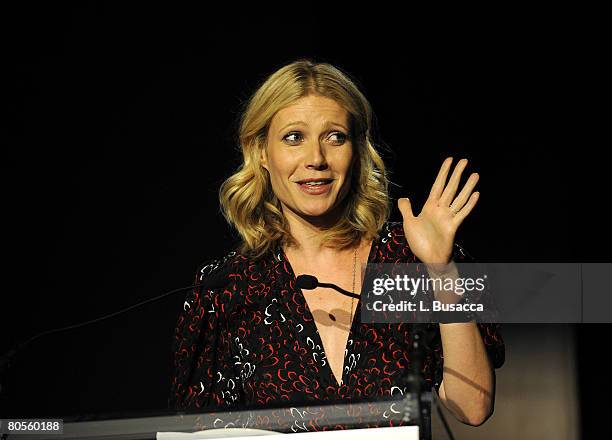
xmin=428 ymin=157 xmax=454 ymax=201
xmin=449 ymin=172 xmax=479 ymax=213
xmin=398 ymin=198 xmax=415 ymax=220
xmin=453 ymin=192 xmax=479 ymax=224
xmin=440 ymin=158 xmax=469 ymax=206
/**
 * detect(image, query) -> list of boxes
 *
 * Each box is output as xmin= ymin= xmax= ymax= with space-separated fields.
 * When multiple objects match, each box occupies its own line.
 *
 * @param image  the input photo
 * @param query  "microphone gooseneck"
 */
xmin=295 ymin=274 xmax=360 ymax=299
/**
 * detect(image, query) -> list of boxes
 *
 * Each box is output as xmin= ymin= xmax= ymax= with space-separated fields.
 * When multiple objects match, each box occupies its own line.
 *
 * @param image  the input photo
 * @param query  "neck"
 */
xmin=282 ymin=205 xmax=357 ymax=261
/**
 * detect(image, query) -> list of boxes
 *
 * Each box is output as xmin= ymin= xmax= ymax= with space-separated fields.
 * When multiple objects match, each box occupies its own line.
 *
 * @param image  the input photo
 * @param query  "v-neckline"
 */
xmin=278 ymin=238 xmax=378 ymax=388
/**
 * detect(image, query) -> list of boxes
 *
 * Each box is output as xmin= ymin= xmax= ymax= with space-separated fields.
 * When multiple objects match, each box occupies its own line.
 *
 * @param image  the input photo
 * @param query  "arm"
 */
xmin=396 ymin=156 xmax=505 ymax=425
xmin=169 ymin=255 xmax=241 ymax=411
xmin=426 ymin=260 xmax=497 ymax=426
xmin=437 ymin=322 xmax=495 ymax=426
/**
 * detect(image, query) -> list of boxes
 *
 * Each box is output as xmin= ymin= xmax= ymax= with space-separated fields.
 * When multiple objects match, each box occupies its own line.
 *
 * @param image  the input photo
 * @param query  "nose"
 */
xmin=304 ymin=140 xmax=328 ymax=170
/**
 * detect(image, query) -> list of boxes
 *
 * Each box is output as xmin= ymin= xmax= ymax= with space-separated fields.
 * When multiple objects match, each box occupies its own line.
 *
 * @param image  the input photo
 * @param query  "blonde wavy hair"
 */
xmin=219 ymin=59 xmax=393 ymax=261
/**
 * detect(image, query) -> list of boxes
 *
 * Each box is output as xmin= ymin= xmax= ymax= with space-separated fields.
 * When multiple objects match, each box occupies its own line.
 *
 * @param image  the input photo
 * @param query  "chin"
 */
xmin=300 ymin=209 xmax=331 ymax=218
xmin=300 ymin=203 xmax=344 ymax=219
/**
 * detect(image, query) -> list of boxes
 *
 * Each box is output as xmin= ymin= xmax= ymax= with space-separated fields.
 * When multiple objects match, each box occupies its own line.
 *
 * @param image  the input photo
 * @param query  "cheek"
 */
xmin=269 ymin=164 xmax=290 ymax=182
xmin=268 ymin=153 xmax=296 ymax=178
xmin=266 ymin=159 xmax=293 ymax=190
xmin=340 ymin=155 xmax=356 ymax=180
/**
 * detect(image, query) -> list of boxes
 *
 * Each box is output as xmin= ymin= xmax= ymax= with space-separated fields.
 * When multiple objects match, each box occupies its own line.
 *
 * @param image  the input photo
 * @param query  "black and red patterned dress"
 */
xmin=168 ymin=221 xmax=505 ymax=432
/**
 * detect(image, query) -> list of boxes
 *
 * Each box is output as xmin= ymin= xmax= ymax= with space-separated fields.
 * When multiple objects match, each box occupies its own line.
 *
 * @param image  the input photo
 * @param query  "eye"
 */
xmin=283 ymin=131 xmax=303 ymax=145
xmin=328 ymin=132 xmax=347 ymax=145
xmin=282 ymin=131 xmax=348 ymax=146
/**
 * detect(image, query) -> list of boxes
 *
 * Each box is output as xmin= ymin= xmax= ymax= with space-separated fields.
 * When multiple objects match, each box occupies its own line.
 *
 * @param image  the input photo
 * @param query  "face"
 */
xmin=260 ymin=94 xmax=355 ymax=224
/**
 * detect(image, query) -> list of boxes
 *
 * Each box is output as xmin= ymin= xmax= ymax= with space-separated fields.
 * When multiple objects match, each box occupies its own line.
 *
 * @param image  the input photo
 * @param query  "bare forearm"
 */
xmin=438 ymin=322 xmax=493 ymax=425
xmin=426 ymin=263 xmax=494 ymax=425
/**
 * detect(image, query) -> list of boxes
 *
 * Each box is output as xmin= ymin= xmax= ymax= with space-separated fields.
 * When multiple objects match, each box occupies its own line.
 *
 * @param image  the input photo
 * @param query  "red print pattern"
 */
xmin=168 ymin=221 xmax=505 ymax=431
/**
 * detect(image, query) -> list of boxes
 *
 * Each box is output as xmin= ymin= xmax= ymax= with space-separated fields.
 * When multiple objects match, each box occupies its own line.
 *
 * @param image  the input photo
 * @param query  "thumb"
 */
xmin=398 ymin=198 xmax=414 ymax=219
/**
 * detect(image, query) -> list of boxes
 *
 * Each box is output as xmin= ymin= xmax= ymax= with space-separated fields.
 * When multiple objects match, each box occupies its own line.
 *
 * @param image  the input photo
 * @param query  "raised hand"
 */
xmin=397 ymin=157 xmax=480 ymax=266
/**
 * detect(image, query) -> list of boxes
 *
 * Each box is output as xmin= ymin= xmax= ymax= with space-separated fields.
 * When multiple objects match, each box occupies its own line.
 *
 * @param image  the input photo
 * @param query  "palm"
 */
xmin=398 ymin=157 xmax=480 ymax=265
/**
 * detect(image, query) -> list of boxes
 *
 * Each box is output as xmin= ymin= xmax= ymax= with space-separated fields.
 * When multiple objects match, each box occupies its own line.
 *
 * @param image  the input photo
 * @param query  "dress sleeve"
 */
xmin=168 ymin=259 xmax=243 ymax=411
xmin=429 ymin=242 xmax=506 ymax=395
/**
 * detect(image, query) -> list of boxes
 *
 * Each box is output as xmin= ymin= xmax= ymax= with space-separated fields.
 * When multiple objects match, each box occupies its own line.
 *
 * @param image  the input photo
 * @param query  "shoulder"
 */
xmin=196 ymin=249 xmax=238 ymax=280
xmin=382 ymin=220 xmax=404 ymax=236
xmin=374 ymin=220 xmax=416 ymax=262
xmin=178 ymin=249 xmax=247 ymax=319
xmin=193 ymin=248 xmax=249 ymax=290
xmin=377 ymin=220 xmax=475 ymax=262
xmin=195 ymin=242 xmax=285 ymax=291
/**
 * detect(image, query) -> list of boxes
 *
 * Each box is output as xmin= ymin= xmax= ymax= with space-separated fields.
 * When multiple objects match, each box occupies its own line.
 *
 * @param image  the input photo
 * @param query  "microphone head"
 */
xmin=295 ymin=274 xmax=318 ymax=290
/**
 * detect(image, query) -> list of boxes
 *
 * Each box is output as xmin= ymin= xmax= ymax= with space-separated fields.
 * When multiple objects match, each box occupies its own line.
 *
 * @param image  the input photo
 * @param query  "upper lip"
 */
xmin=296 ymin=178 xmax=334 ymax=184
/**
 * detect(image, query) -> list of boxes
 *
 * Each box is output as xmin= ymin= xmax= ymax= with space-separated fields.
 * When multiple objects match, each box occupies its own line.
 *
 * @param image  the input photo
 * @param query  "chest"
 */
xmin=295 ymin=262 xmax=363 ymax=384
xmin=295 ymin=260 xmax=362 ymax=331
xmin=226 ymin=268 xmax=416 ymax=400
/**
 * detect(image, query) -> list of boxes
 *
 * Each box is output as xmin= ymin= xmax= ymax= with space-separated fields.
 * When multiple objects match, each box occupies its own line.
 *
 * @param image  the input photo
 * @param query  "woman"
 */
xmin=169 ymin=59 xmax=504 ymax=432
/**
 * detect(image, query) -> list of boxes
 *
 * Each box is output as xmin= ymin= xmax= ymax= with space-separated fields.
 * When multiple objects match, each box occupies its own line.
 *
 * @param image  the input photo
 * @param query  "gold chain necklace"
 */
xmin=328 ymin=247 xmax=357 ymax=324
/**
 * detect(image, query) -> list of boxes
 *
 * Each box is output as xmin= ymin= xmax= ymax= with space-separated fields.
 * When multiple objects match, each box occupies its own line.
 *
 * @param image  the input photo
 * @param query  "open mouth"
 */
xmin=296 ymin=179 xmax=334 ymax=194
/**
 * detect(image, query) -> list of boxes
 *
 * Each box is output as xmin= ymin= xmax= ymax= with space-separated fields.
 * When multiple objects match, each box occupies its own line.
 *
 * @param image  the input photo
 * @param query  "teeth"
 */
xmin=303 ymin=181 xmax=328 ymax=186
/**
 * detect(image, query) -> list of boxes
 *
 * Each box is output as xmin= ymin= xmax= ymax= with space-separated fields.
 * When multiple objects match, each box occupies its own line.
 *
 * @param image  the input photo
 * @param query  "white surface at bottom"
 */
xmin=157 ymin=425 xmax=419 ymax=440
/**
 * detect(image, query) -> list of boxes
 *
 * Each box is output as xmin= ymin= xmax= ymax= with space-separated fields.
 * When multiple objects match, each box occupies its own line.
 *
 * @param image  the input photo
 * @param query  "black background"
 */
xmin=1 ymin=3 xmax=607 ymax=437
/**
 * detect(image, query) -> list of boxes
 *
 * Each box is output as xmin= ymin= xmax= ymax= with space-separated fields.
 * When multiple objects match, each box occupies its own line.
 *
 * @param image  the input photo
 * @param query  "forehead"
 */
xmin=272 ymin=95 xmax=349 ymax=126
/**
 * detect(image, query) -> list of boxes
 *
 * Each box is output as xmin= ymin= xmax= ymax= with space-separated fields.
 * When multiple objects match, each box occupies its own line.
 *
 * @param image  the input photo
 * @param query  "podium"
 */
xmin=12 ymin=392 xmax=431 ymax=440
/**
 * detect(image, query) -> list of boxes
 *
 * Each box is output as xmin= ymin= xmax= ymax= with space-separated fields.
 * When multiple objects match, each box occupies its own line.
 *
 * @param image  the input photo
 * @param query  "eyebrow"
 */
xmin=279 ymin=120 xmax=349 ymax=132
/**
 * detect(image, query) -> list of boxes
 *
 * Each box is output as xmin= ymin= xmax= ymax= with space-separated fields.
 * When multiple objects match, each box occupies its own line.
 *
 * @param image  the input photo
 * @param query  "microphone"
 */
xmin=295 ymin=274 xmax=360 ymax=299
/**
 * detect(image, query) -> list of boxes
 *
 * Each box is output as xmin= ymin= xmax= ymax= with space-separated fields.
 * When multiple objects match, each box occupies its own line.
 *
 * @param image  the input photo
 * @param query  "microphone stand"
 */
xmin=296 ymin=273 xmax=458 ymax=439
xmin=404 ymin=324 xmax=457 ymax=440
xmin=402 ymin=325 xmax=430 ymax=440
xmin=296 ymin=274 xmax=435 ymax=438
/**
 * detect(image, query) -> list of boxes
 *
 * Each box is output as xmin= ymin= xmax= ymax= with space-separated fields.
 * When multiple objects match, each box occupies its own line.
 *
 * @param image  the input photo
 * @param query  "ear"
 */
xmin=260 ymin=145 xmax=269 ymax=171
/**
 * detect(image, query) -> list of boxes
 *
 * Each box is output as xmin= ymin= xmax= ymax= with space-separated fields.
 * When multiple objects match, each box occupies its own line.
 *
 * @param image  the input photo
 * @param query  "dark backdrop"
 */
xmin=1 ymin=3 xmax=607 ymax=437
